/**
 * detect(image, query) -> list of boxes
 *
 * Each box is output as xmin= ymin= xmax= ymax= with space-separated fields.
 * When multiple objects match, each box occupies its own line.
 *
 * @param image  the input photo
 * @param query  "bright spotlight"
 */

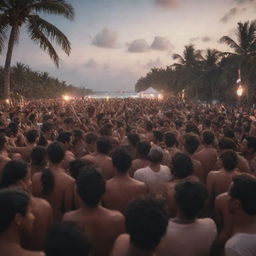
xmin=62 ymin=95 xmax=71 ymax=101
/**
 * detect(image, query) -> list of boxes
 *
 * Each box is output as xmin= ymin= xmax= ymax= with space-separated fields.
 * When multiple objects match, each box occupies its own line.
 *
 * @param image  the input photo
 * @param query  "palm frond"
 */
xmin=220 ymin=36 xmax=242 ymax=54
xmin=0 ymin=14 xmax=9 ymax=53
xmin=173 ymin=54 xmax=185 ymax=64
xmin=28 ymin=15 xmax=71 ymax=55
xmin=27 ymin=21 xmax=60 ymax=67
xmin=25 ymin=0 xmax=74 ymax=20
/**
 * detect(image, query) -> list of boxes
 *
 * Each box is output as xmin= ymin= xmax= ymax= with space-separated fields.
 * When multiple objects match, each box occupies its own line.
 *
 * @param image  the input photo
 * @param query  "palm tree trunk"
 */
xmin=3 ymin=24 xmax=18 ymax=99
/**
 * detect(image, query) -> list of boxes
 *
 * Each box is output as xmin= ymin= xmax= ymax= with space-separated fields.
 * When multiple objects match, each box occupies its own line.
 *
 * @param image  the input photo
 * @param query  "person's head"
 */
xmin=72 ymin=130 xmax=83 ymax=144
xmin=125 ymin=196 xmax=168 ymax=251
xmin=0 ymin=134 xmax=7 ymax=151
xmin=47 ymin=142 xmax=65 ymax=164
xmin=127 ymin=133 xmax=140 ymax=148
xmin=171 ymin=153 xmax=194 ymax=179
xmin=68 ymin=159 xmax=93 ymax=180
xmin=184 ymin=134 xmax=200 ymax=155
xmin=185 ymin=123 xmax=200 ymax=135
xmin=0 ymin=189 xmax=34 ymax=235
xmin=112 ymin=148 xmax=132 ymax=174
xmin=57 ymin=132 xmax=72 ymax=148
xmin=164 ymin=132 xmax=178 ymax=148
xmin=76 ymin=167 xmax=105 ymax=207
xmin=148 ymin=148 xmax=163 ymax=164
xmin=96 ymin=137 xmax=111 ymax=155
xmin=203 ymin=119 xmax=211 ymax=129
xmin=145 ymin=121 xmax=153 ymax=132
xmin=220 ymin=150 xmax=238 ymax=172
xmin=202 ymin=131 xmax=215 ymax=145
xmin=41 ymin=122 xmax=53 ymax=135
xmin=224 ymin=128 xmax=235 ymax=139
xmin=31 ymin=146 xmax=47 ymax=167
xmin=153 ymin=131 xmax=163 ymax=144
xmin=228 ymin=174 xmax=256 ymax=215
xmin=1 ymin=161 xmax=31 ymax=192
xmin=45 ymin=221 xmax=90 ymax=256
xmin=175 ymin=181 xmax=208 ymax=219
xmin=84 ymin=132 xmax=98 ymax=146
xmin=25 ymin=129 xmax=39 ymax=144
xmin=241 ymin=136 xmax=256 ymax=155
xmin=136 ymin=141 xmax=151 ymax=159
xmin=218 ymin=137 xmax=237 ymax=152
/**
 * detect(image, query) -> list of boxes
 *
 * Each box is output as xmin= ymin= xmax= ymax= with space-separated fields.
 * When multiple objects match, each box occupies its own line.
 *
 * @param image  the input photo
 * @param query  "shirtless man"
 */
xmin=111 ymin=196 xmax=168 ymax=256
xmin=0 ymin=134 xmax=10 ymax=176
xmin=30 ymin=146 xmax=47 ymax=175
xmin=225 ymin=175 xmax=256 ymax=256
xmin=63 ymin=167 xmax=125 ymax=256
xmin=183 ymin=134 xmax=204 ymax=182
xmin=0 ymin=189 xmax=43 ymax=256
xmin=130 ymin=141 xmax=151 ymax=177
xmin=10 ymin=129 xmax=39 ymax=162
xmin=82 ymin=137 xmax=115 ymax=180
xmin=207 ymin=150 xmax=240 ymax=207
xmin=193 ymin=131 xmax=218 ymax=182
xmin=32 ymin=142 xmax=75 ymax=221
xmin=71 ymin=129 xmax=85 ymax=158
xmin=102 ymin=148 xmax=148 ymax=213
xmin=1 ymin=160 xmax=53 ymax=251
xmin=134 ymin=147 xmax=171 ymax=193
xmin=157 ymin=181 xmax=217 ymax=256
xmin=241 ymin=136 xmax=256 ymax=174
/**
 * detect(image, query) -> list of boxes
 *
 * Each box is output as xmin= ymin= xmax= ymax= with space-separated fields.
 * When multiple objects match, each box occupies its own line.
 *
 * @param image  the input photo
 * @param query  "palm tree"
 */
xmin=220 ymin=21 xmax=256 ymax=103
xmin=0 ymin=0 xmax=74 ymax=99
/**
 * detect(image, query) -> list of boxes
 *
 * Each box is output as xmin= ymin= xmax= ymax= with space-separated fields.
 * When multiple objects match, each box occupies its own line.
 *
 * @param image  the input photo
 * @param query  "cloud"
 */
xmin=233 ymin=0 xmax=255 ymax=4
xmin=84 ymin=58 xmax=98 ymax=69
xmin=145 ymin=58 xmax=163 ymax=69
xmin=151 ymin=36 xmax=172 ymax=51
xmin=189 ymin=37 xmax=200 ymax=43
xmin=202 ymin=36 xmax=212 ymax=42
xmin=92 ymin=28 xmax=118 ymax=48
xmin=154 ymin=0 xmax=178 ymax=8
xmin=220 ymin=7 xmax=238 ymax=23
xmin=128 ymin=39 xmax=150 ymax=53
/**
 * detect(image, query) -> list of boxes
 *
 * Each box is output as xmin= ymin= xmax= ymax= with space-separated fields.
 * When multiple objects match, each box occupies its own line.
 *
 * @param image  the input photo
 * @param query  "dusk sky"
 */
xmin=1 ymin=0 xmax=256 ymax=91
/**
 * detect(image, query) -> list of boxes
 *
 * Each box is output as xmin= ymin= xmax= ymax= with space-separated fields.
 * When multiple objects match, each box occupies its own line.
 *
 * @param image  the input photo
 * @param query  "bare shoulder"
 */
xmin=32 ymin=172 xmax=41 ymax=182
xmin=111 ymin=234 xmax=130 ymax=256
xmin=62 ymin=209 xmax=79 ymax=221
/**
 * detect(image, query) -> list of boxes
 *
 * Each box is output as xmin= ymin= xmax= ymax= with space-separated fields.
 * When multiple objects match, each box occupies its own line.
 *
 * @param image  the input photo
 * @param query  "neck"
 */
xmin=49 ymin=162 xmax=63 ymax=170
xmin=116 ymin=172 xmax=130 ymax=178
xmin=233 ymin=214 xmax=256 ymax=233
xmin=149 ymin=162 xmax=160 ymax=171
xmin=0 ymin=228 xmax=21 ymax=246
xmin=173 ymin=210 xmax=196 ymax=224
xmin=127 ymin=244 xmax=155 ymax=256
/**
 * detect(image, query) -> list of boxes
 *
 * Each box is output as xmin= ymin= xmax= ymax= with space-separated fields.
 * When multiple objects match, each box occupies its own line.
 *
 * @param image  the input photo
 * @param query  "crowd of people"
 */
xmin=0 ymin=96 xmax=256 ymax=256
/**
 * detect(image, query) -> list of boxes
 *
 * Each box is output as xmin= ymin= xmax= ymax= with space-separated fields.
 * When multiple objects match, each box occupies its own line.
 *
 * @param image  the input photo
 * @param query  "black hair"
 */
xmin=164 ymin=132 xmax=178 ymax=148
xmin=76 ymin=167 xmax=105 ymax=207
xmin=202 ymin=131 xmax=215 ymax=145
xmin=136 ymin=141 xmax=151 ymax=159
xmin=85 ymin=132 xmax=98 ymax=145
xmin=218 ymin=137 xmax=237 ymax=151
xmin=69 ymin=159 xmax=93 ymax=180
xmin=230 ymin=175 xmax=256 ymax=215
xmin=45 ymin=221 xmax=90 ymax=256
xmin=125 ymin=196 xmax=168 ymax=250
xmin=0 ymin=134 xmax=6 ymax=151
xmin=245 ymin=136 xmax=256 ymax=153
xmin=203 ymin=119 xmax=211 ymax=128
xmin=153 ymin=131 xmax=163 ymax=143
xmin=185 ymin=123 xmax=200 ymax=135
xmin=25 ymin=129 xmax=39 ymax=143
xmin=184 ymin=134 xmax=199 ymax=155
xmin=57 ymin=132 xmax=72 ymax=144
xmin=73 ymin=130 xmax=83 ymax=139
xmin=224 ymin=128 xmax=235 ymax=139
xmin=175 ymin=181 xmax=208 ymax=219
xmin=112 ymin=148 xmax=132 ymax=173
xmin=47 ymin=142 xmax=65 ymax=164
xmin=148 ymin=148 xmax=163 ymax=164
xmin=41 ymin=122 xmax=53 ymax=133
xmin=31 ymin=146 xmax=47 ymax=166
xmin=171 ymin=153 xmax=194 ymax=179
xmin=96 ymin=137 xmax=111 ymax=154
xmin=145 ymin=121 xmax=153 ymax=131
xmin=1 ymin=161 xmax=28 ymax=188
xmin=127 ymin=133 xmax=140 ymax=148
xmin=0 ymin=189 xmax=30 ymax=233
xmin=220 ymin=150 xmax=238 ymax=172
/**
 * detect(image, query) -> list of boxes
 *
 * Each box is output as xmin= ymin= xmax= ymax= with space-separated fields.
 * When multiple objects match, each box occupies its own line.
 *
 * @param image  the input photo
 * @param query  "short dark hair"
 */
xmin=73 ymin=130 xmax=83 ymax=139
xmin=31 ymin=146 xmax=47 ymax=166
xmin=220 ymin=150 xmax=238 ymax=171
xmin=84 ymin=132 xmax=98 ymax=145
xmin=153 ymin=131 xmax=163 ymax=143
xmin=69 ymin=160 xmax=93 ymax=180
xmin=76 ymin=167 xmax=105 ymax=207
xmin=202 ymin=131 xmax=215 ymax=145
xmin=245 ymin=136 xmax=256 ymax=153
xmin=148 ymin=148 xmax=163 ymax=164
xmin=25 ymin=129 xmax=39 ymax=143
xmin=230 ymin=175 xmax=256 ymax=215
xmin=184 ymin=134 xmax=199 ymax=154
xmin=112 ymin=148 xmax=132 ymax=173
xmin=127 ymin=133 xmax=140 ymax=147
xmin=171 ymin=153 xmax=194 ymax=179
xmin=57 ymin=132 xmax=72 ymax=144
xmin=185 ymin=124 xmax=200 ymax=135
xmin=0 ymin=189 xmax=30 ymax=233
xmin=1 ymin=161 xmax=28 ymax=188
xmin=136 ymin=141 xmax=151 ymax=159
xmin=41 ymin=122 xmax=53 ymax=133
xmin=218 ymin=137 xmax=237 ymax=151
xmin=0 ymin=134 xmax=6 ymax=150
xmin=175 ymin=181 xmax=208 ymax=219
xmin=125 ymin=196 xmax=168 ymax=250
xmin=96 ymin=137 xmax=111 ymax=154
xmin=45 ymin=221 xmax=90 ymax=256
xmin=47 ymin=142 xmax=65 ymax=164
xmin=145 ymin=121 xmax=153 ymax=131
xmin=164 ymin=132 xmax=178 ymax=148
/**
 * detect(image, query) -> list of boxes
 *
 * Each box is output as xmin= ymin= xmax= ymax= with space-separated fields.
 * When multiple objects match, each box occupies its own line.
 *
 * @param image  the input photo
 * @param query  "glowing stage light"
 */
xmin=237 ymin=85 xmax=244 ymax=97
